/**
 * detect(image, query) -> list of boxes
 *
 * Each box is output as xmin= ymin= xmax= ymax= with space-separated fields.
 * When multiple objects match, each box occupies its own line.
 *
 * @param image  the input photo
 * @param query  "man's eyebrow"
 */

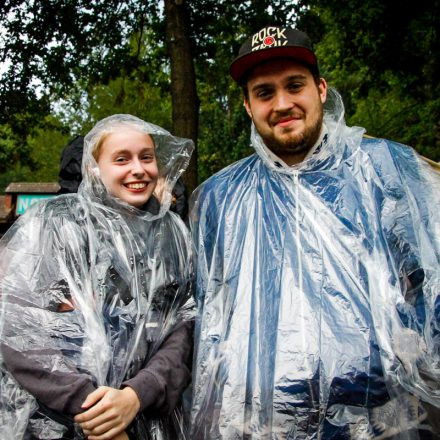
xmin=250 ymin=82 xmax=274 ymax=93
xmin=285 ymin=74 xmax=308 ymax=82
xmin=250 ymin=74 xmax=308 ymax=93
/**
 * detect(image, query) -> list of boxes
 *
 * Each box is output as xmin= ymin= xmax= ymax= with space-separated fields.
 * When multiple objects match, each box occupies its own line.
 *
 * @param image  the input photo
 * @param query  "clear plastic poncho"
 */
xmin=189 ymin=89 xmax=440 ymax=439
xmin=0 ymin=114 xmax=195 ymax=439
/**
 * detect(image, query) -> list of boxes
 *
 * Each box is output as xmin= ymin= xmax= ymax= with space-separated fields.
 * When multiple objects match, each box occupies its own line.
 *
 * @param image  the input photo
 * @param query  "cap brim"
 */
xmin=230 ymin=46 xmax=318 ymax=83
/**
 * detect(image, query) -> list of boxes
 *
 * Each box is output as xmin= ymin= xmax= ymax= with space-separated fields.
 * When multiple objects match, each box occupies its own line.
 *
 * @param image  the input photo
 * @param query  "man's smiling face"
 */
xmin=244 ymin=59 xmax=327 ymax=165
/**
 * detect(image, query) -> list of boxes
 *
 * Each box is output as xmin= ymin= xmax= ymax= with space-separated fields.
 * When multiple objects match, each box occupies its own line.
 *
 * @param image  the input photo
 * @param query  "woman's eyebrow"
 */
xmin=111 ymin=146 xmax=155 ymax=155
xmin=111 ymin=148 xmax=130 ymax=156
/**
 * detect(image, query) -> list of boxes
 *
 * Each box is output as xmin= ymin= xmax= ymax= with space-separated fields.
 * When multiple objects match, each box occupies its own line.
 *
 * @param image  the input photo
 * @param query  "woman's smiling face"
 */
xmin=97 ymin=128 xmax=159 ymax=207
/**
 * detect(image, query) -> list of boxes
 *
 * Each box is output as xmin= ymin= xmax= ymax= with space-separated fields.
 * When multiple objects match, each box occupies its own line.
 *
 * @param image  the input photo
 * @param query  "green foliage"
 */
xmin=300 ymin=0 xmax=440 ymax=160
xmin=0 ymin=3 xmax=167 ymax=192
xmin=347 ymin=85 xmax=440 ymax=161
xmin=1 ymin=0 xmax=439 ymax=193
xmin=188 ymin=0 xmax=301 ymax=181
xmin=0 ymin=116 xmax=70 ymax=192
xmin=0 ymin=0 xmax=158 ymax=118
xmin=80 ymin=28 xmax=173 ymax=133
xmin=89 ymin=78 xmax=171 ymax=130
xmin=27 ymin=117 xmax=70 ymax=181
xmin=0 ymin=124 xmax=20 ymax=170
xmin=197 ymin=80 xmax=253 ymax=182
xmin=0 ymin=118 xmax=36 ymax=178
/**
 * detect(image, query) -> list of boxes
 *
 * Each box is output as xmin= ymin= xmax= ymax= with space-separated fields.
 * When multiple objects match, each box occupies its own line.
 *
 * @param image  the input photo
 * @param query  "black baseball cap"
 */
xmin=230 ymin=26 xmax=319 ymax=83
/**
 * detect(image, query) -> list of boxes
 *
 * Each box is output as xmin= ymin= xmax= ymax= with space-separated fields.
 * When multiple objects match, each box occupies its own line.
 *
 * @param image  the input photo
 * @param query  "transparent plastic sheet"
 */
xmin=189 ymin=89 xmax=440 ymax=439
xmin=0 ymin=115 xmax=195 ymax=439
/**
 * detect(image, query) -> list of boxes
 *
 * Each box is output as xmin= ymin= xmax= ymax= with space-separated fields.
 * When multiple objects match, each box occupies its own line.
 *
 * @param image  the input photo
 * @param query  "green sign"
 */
xmin=16 ymin=194 xmax=56 ymax=215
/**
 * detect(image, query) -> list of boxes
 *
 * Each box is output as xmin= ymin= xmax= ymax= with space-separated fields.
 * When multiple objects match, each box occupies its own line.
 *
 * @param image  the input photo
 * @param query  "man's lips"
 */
xmin=272 ymin=115 xmax=302 ymax=127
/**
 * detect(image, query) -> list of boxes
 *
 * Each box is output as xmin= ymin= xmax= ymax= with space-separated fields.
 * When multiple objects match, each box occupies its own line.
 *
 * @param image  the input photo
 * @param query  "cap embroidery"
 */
xmin=263 ymin=36 xmax=275 ymax=47
xmin=251 ymin=27 xmax=288 ymax=51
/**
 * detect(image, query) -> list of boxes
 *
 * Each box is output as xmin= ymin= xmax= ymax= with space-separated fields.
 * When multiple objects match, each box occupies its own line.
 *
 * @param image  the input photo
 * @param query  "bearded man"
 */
xmin=189 ymin=26 xmax=440 ymax=439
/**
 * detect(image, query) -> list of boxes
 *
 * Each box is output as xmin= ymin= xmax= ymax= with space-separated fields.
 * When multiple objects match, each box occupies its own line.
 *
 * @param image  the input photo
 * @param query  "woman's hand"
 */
xmin=74 ymin=386 xmax=140 ymax=440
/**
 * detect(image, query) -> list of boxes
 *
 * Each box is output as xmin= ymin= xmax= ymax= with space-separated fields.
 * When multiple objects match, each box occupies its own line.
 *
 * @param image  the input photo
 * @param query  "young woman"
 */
xmin=0 ymin=114 xmax=195 ymax=440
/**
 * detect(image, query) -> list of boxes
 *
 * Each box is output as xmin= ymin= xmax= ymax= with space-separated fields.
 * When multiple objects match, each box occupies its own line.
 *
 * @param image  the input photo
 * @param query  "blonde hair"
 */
xmin=91 ymin=132 xmax=111 ymax=161
xmin=153 ymin=176 xmax=169 ymax=203
xmin=90 ymin=124 xmax=156 ymax=162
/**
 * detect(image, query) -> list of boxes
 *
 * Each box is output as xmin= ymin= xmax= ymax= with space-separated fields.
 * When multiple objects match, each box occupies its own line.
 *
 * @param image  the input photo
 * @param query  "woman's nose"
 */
xmin=131 ymin=160 xmax=145 ymax=176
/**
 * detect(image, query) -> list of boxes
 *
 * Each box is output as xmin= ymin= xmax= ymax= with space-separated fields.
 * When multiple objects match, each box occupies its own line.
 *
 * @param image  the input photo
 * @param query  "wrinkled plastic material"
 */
xmin=190 ymin=89 xmax=440 ymax=439
xmin=0 ymin=115 xmax=195 ymax=439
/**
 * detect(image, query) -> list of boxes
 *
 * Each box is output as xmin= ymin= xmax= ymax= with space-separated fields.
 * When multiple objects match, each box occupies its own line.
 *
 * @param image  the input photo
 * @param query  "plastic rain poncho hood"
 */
xmin=0 ymin=114 xmax=195 ymax=439
xmin=189 ymin=89 xmax=440 ymax=439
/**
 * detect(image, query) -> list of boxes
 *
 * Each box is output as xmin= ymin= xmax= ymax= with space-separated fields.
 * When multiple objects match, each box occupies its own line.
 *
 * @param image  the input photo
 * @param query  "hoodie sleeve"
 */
xmin=1 ymin=343 xmax=96 ymax=415
xmin=122 ymin=320 xmax=193 ymax=415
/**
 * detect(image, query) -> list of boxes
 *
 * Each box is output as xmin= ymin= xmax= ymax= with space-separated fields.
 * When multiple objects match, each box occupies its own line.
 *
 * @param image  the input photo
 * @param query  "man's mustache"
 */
xmin=270 ymin=111 xmax=304 ymax=125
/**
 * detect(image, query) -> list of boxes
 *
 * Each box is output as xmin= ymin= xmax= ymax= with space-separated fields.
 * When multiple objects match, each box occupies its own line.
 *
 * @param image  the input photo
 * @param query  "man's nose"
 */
xmin=274 ymin=90 xmax=294 ymax=112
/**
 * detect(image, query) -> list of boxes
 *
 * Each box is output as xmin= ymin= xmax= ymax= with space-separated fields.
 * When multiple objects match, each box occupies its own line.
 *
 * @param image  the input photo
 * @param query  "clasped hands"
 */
xmin=74 ymin=386 xmax=140 ymax=440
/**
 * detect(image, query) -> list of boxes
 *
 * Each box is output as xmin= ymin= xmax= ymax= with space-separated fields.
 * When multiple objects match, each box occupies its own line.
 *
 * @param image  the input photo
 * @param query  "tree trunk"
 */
xmin=164 ymin=0 xmax=199 ymax=192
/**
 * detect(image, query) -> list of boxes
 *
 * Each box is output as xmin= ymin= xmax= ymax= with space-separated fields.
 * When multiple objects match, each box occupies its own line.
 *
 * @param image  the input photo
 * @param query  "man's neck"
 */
xmin=277 ymin=150 xmax=309 ymax=166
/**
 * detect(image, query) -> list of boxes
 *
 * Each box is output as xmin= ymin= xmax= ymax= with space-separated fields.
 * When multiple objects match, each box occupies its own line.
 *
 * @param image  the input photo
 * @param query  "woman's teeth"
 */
xmin=126 ymin=183 xmax=146 ymax=189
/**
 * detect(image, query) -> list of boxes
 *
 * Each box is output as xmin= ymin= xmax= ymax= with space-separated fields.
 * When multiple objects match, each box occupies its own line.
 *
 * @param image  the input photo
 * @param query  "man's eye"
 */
xmin=288 ymin=83 xmax=302 ymax=91
xmin=115 ymin=156 xmax=127 ymax=162
xmin=141 ymin=155 xmax=154 ymax=161
xmin=257 ymin=90 xmax=272 ymax=99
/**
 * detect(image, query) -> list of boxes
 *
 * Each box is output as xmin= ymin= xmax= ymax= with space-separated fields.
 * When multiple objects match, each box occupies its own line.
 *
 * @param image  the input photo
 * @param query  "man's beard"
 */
xmin=262 ymin=107 xmax=323 ymax=158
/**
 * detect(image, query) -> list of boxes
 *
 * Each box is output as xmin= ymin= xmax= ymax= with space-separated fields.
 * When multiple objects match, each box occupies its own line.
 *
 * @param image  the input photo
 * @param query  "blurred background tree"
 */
xmin=298 ymin=0 xmax=440 ymax=160
xmin=0 ymin=0 xmax=438 ymax=192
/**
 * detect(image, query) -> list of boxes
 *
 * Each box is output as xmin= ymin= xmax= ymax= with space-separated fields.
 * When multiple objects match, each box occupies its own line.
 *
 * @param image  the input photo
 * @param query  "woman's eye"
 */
xmin=115 ymin=156 xmax=127 ymax=162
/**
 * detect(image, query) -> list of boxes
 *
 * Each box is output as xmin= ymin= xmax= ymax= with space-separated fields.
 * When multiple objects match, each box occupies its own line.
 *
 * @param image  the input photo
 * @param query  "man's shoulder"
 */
xmin=191 ymin=155 xmax=259 ymax=217
xmin=359 ymin=135 xmax=419 ymax=166
xmin=360 ymin=134 xmax=407 ymax=151
xmin=360 ymin=135 xmax=440 ymax=173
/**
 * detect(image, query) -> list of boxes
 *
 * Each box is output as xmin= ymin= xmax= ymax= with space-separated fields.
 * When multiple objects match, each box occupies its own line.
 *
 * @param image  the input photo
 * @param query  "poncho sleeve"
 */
xmin=0 ymin=203 xmax=102 ymax=428
xmin=366 ymin=139 xmax=440 ymax=406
